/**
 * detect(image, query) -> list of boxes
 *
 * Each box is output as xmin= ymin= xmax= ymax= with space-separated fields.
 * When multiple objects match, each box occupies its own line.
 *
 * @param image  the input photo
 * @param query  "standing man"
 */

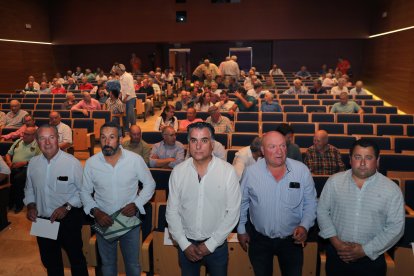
xmin=115 ymin=64 xmax=137 ymax=132
xmin=122 ymin=125 xmax=152 ymax=165
xmin=166 ymin=122 xmax=241 ymax=276
xmin=317 ymin=139 xmax=405 ymax=276
xmin=238 ymin=131 xmax=317 ymax=276
xmin=24 ymin=125 xmax=88 ymax=276
xmin=81 ymin=122 xmax=155 ymax=276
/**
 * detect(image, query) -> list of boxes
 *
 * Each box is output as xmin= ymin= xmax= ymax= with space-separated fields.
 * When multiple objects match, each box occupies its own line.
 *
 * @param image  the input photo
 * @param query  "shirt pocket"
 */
xmin=55 ymin=180 xmax=69 ymax=193
xmin=283 ymin=188 xmax=303 ymax=208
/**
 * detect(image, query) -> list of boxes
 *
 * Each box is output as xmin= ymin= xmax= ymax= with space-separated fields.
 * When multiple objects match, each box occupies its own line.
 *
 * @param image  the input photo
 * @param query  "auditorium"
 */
xmin=0 ymin=0 xmax=413 ymax=275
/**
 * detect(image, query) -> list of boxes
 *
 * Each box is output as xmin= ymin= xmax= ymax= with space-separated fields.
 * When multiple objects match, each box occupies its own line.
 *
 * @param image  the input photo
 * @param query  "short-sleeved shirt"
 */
xmin=5 ymin=110 xmax=29 ymax=128
xmin=7 ymin=139 xmax=41 ymax=163
xmin=331 ymin=101 xmax=361 ymax=113
xmin=235 ymin=96 xmax=257 ymax=112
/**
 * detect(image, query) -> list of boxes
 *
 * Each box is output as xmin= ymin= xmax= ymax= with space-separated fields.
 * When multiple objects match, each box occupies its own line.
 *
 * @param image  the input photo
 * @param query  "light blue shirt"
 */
xmin=317 ymin=170 xmax=405 ymax=260
xmin=261 ymin=101 xmax=282 ymax=112
xmin=81 ymin=147 xmax=155 ymax=216
xmin=238 ymin=158 xmax=317 ymax=238
xmin=24 ymin=150 xmax=83 ymax=217
xmin=149 ymin=141 xmax=185 ymax=168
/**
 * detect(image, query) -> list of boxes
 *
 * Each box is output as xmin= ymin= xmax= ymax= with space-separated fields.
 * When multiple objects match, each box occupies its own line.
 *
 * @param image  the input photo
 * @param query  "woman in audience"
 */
xmin=95 ymin=86 xmax=108 ymax=105
xmin=195 ymin=91 xmax=214 ymax=112
xmin=104 ymin=89 xmax=124 ymax=125
xmin=154 ymin=104 xmax=178 ymax=131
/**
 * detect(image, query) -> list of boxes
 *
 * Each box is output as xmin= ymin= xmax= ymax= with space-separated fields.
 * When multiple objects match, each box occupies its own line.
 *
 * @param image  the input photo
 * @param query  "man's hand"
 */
xmin=184 ymin=244 xmax=203 ymax=262
xmin=337 ymin=243 xmax=366 ymax=263
xmin=151 ymin=154 xmax=159 ymax=159
xmin=234 ymin=91 xmax=242 ymax=99
xmin=237 ymin=233 xmax=250 ymax=252
xmin=94 ymin=208 xmax=113 ymax=227
xmin=26 ymin=204 xmax=38 ymax=222
xmin=197 ymin=243 xmax=211 ymax=257
xmin=81 ymin=109 xmax=89 ymax=116
xmin=50 ymin=206 xmax=68 ymax=223
xmin=11 ymin=161 xmax=27 ymax=169
xmin=293 ymin=226 xmax=308 ymax=244
xmin=121 ymin=203 xmax=137 ymax=217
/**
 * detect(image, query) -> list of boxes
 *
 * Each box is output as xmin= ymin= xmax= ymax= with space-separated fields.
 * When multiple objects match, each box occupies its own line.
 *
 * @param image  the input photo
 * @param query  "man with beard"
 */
xmin=81 ymin=122 xmax=155 ymax=276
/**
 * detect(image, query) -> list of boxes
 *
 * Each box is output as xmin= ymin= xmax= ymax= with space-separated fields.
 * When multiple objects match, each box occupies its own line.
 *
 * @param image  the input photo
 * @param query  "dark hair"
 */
xmin=100 ymin=121 xmax=122 ymax=138
xmin=253 ymin=82 xmax=262 ymax=90
xmin=350 ymin=138 xmax=380 ymax=159
xmin=197 ymin=92 xmax=211 ymax=105
xmin=187 ymin=122 xmax=215 ymax=142
xmin=250 ymin=137 xmax=262 ymax=153
xmin=237 ymin=87 xmax=247 ymax=95
xmin=161 ymin=104 xmax=176 ymax=124
xmin=95 ymin=84 xmax=105 ymax=100
xmin=276 ymin=123 xmax=294 ymax=135
xmin=220 ymin=90 xmax=228 ymax=96
xmin=35 ymin=124 xmax=59 ymax=139
xmin=109 ymin=89 xmax=120 ymax=98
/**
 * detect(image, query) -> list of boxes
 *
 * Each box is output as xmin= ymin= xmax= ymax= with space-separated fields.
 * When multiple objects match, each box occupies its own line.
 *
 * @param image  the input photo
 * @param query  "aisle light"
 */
xmin=0 ymin=38 xmax=52 ymax=45
xmin=369 ymin=26 xmax=414 ymax=38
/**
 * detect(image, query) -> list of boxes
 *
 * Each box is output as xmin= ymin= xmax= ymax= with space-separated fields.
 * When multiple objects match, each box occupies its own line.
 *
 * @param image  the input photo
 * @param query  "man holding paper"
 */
xmin=81 ymin=122 xmax=155 ymax=276
xmin=24 ymin=124 xmax=88 ymax=276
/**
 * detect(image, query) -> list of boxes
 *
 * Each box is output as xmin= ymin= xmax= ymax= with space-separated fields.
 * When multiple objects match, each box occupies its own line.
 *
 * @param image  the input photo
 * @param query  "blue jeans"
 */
xmin=123 ymin=97 xmax=136 ymax=132
xmin=96 ymin=226 xmax=140 ymax=276
xmin=178 ymin=240 xmax=228 ymax=276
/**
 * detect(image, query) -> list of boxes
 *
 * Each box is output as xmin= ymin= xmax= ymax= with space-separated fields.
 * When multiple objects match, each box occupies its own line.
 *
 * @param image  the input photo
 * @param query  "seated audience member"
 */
xmin=331 ymin=92 xmax=364 ymax=114
xmin=195 ymin=92 xmax=214 ymax=112
xmin=72 ymin=66 xmax=83 ymax=81
xmin=350 ymin=81 xmax=367 ymax=95
xmin=269 ymin=64 xmax=284 ymax=76
xmin=95 ymin=70 xmax=108 ymax=82
xmin=71 ymin=92 xmax=102 ymax=116
xmin=38 ymin=81 xmax=51 ymax=94
xmin=55 ymin=73 xmax=65 ymax=85
xmin=319 ymin=64 xmax=328 ymax=75
xmin=66 ymin=78 xmax=78 ymax=91
xmin=23 ymin=81 xmax=38 ymax=93
xmin=210 ymin=81 xmax=222 ymax=97
xmin=149 ymin=126 xmax=184 ymax=168
xmin=150 ymin=78 xmax=162 ymax=101
xmin=61 ymin=92 xmax=78 ymax=110
xmin=247 ymin=82 xmax=266 ymax=100
xmin=304 ymin=130 xmax=345 ymax=175
xmin=263 ymin=76 xmax=277 ymax=91
xmin=227 ymin=77 xmax=240 ymax=92
xmin=204 ymin=73 xmax=214 ymax=87
xmin=5 ymin=100 xmax=29 ymax=128
xmin=84 ymin=68 xmax=95 ymax=82
xmin=6 ymin=127 xmax=40 ymax=213
xmin=330 ymin=78 xmax=349 ymax=95
xmin=2 ymin=114 xmax=36 ymax=141
xmin=309 ymin=79 xmax=327 ymax=94
xmin=295 ymin=66 xmax=312 ymax=80
xmin=261 ymin=91 xmax=282 ymax=112
xmin=205 ymin=106 xmax=233 ymax=133
xmin=63 ymin=70 xmax=73 ymax=82
xmin=178 ymin=107 xmax=203 ymax=132
xmin=138 ymin=78 xmax=155 ymax=115
xmin=175 ymin=90 xmax=193 ymax=111
xmin=232 ymin=136 xmax=262 ymax=180
xmin=79 ymin=77 xmax=94 ymax=91
xmin=284 ymin=79 xmax=309 ymax=95
xmin=51 ymin=82 xmax=66 ymax=94
xmin=122 ymin=125 xmax=151 ymax=165
xmin=276 ymin=123 xmax=302 ymax=162
xmin=215 ymin=75 xmax=226 ymax=89
xmin=95 ymin=86 xmax=108 ymax=105
xmin=215 ymin=91 xmax=235 ymax=112
xmin=322 ymin=73 xmax=336 ymax=88
xmin=104 ymin=89 xmax=124 ymax=125
xmin=25 ymin=76 xmax=40 ymax=91
xmin=154 ymin=105 xmax=179 ymax=131
xmin=343 ymin=74 xmax=353 ymax=87
xmin=231 ymin=87 xmax=258 ymax=113
xmin=49 ymin=111 xmax=72 ymax=150
xmin=0 ymin=111 xmax=6 ymax=128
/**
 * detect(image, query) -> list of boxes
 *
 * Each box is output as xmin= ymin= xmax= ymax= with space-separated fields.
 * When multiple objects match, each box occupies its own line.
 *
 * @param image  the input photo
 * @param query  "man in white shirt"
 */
xmin=220 ymin=55 xmax=240 ymax=80
xmin=232 ymin=137 xmax=263 ymax=180
xmin=49 ymin=111 xmax=72 ymax=151
xmin=166 ymin=122 xmax=241 ymax=276
xmin=81 ymin=122 xmax=155 ymax=276
xmin=24 ymin=125 xmax=88 ymax=276
xmin=115 ymin=64 xmax=137 ymax=132
xmin=331 ymin=78 xmax=349 ymax=95
xmin=25 ymin=75 xmax=40 ymax=91
xmin=349 ymin=81 xmax=367 ymax=95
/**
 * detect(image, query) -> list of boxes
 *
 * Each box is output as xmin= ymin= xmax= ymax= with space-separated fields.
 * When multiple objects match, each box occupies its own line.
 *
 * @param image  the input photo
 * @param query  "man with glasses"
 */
xmin=5 ymin=127 xmax=40 ymax=213
xmin=149 ymin=126 xmax=184 ymax=168
xmin=317 ymin=139 xmax=405 ymax=276
xmin=166 ymin=122 xmax=241 ymax=276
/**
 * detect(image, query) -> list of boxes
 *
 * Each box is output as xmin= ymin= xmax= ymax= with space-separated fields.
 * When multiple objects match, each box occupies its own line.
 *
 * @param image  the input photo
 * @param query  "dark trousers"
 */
xmin=178 ymin=240 xmax=228 ymax=276
xmin=325 ymin=243 xmax=386 ymax=276
xmin=9 ymin=167 xmax=27 ymax=209
xmin=36 ymin=208 xmax=88 ymax=276
xmin=248 ymin=225 xmax=303 ymax=276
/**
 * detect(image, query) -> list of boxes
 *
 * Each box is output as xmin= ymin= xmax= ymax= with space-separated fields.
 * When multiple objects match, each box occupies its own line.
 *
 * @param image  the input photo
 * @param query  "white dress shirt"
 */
xmin=119 ymin=72 xmax=136 ymax=101
xmin=81 ymin=147 xmax=155 ymax=215
xmin=166 ymin=156 xmax=241 ymax=252
xmin=56 ymin=122 xmax=72 ymax=145
xmin=232 ymin=146 xmax=259 ymax=180
xmin=24 ymin=150 xmax=83 ymax=217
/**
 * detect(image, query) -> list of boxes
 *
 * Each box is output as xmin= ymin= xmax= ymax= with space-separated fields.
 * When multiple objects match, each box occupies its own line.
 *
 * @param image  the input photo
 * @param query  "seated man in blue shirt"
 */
xmin=261 ymin=91 xmax=282 ymax=112
xmin=238 ymin=131 xmax=317 ymax=276
xmin=149 ymin=126 xmax=185 ymax=169
xmin=295 ymin=66 xmax=312 ymax=80
xmin=230 ymin=87 xmax=258 ymax=113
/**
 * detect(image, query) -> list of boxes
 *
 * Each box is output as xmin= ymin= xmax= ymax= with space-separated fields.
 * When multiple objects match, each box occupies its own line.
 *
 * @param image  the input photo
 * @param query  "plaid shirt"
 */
xmin=304 ymin=144 xmax=345 ymax=175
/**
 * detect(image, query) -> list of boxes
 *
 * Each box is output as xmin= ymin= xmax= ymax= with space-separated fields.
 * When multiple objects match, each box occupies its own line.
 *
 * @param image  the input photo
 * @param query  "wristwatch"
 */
xmin=63 ymin=203 xmax=72 ymax=211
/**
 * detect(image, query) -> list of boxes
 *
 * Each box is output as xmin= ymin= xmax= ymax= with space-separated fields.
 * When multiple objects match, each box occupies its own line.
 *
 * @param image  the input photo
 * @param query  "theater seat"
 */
xmin=318 ymin=123 xmax=345 ymax=134
xmin=394 ymin=137 xmax=414 ymax=153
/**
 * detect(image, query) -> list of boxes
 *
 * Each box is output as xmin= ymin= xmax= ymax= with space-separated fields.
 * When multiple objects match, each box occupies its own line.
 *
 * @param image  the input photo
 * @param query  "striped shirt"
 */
xmin=205 ymin=116 xmax=234 ymax=133
xmin=105 ymin=98 xmax=124 ymax=115
xmin=238 ymin=158 xmax=317 ymax=238
xmin=317 ymin=170 xmax=405 ymax=260
xmin=304 ymin=144 xmax=345 ymax=175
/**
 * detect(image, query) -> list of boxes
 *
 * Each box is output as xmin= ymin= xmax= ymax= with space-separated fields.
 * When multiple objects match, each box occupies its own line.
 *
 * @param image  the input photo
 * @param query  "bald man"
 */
xmin=5 ymin=100 xmax=29 ymax=128
xmin=49 ymin=111 xmax=73 ymax=150
xmin=304 ymin=130 xmax=345 ymax=175
xmin=238 ymin=131 xmax=317 ymax=276
xmin=122 ymin=125 xmax=152 ymax=165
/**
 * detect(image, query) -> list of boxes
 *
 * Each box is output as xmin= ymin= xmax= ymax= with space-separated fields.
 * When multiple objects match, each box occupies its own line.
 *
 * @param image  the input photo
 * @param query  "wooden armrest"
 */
xmin=405 ymin=205 xmax=414 ymax=215
xmin=141 ymin=232 xmax=153 ymax=272
xmin=385 ymin=252 xmax=395 ymax=271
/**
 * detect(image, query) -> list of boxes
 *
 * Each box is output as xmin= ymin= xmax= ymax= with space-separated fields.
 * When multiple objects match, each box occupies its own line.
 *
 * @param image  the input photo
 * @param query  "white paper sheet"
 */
xmin=163 ymin=227 xmax=174 ymax=245
xmin=30 ymin=218 xmax=60 ymax=240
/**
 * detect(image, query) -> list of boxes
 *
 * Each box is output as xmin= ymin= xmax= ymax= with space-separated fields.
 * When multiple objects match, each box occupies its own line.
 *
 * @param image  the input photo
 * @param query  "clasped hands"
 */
xmin=95 ymin=203 xmax=137 ymax=227
xmin=332 ymin=237 xmax=366 ymax=263
xmin=184 ymin=243 xmax=211 ymax=262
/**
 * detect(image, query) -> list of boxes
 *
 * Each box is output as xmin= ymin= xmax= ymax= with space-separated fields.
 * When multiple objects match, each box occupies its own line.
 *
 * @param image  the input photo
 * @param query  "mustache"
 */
xmin=103 ymin=145 xmax=116 ymax=150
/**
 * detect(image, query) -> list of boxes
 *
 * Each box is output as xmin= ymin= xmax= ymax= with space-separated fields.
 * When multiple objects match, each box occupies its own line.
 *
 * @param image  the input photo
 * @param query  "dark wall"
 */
xmin=49 ymin=0 xmax=371 ymax=44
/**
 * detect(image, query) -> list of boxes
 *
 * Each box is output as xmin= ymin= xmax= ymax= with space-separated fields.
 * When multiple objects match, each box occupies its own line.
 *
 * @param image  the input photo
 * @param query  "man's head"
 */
xmin=237 ymin=87 xmax=247 ymax=98
xmin=40 ymin=81 xmax=48 ymax=89
xmin=23 ymin=126 xmax=37 ymax=144
xmin=230 ymin=55 xmax=237 ymax=61
xmin=49 ymin=111 xmax=62 ymax=126
xmin=82 ymin=92 xmax=92 ymax=103
xmin=219 ymin=91 xmax=229 ymax=103
xmin=355 ymin=81 xmax=364 ymax=90
xmin=293 ymin=79 xmax=302 ymax=89
xmin=28 ymin=75 xmax=35 ymax=82
xmin=350 ymin=139 xmax=380 ymax=180
xmin=276 ymin=123 xmax=294 ymax=145
xmin=208 ymin=105 xmax=221 ymax=123
xmin=187 ymin=122 xmax=215 ymax=162
xmin=66 ymin=92 xmax=75 ymax=101
xmin=129 ymin=125 xmax=142 ymax=144
xmin=76 ymin=66 xmax=82 ymax=73
xmin=23 ymin=114 xmax=35 ymax=127
xmin=204 ymin=59 xmax=210 ymax=66
xmin=186 ymin=108 xmax=197 ymax=121
xmin=81 ymin=76 xmax=88 ymax=84
xmin=67 ymin=78 xmax=75 ymax=85
xmin=36 ymin=125 xmax=59 ymax=160
xmin=272 ymin=64 xmax=278 ymax=69
xmin=300 ymin=66 xmax=307 ymax=72
xmin=109 ymin=89 xmax=120 ymax=99
xmin=10 ymin=100 xmax=21 ymax=114
xmin=114 ymin=64 xmax=126 ymax=75
xmin=339 ymin=92 xmax=349 ymax=105
xmin=264 ymin=91 xmax=274 ymax=103
xmin=162 ymin=126 xmax=176 ymax=146
xmin=313 ymin=79 xmax=322 ymax=89
xmin=337 ymin=78 xmax=346 ymax=88
xmin=253 ymin=82 xmax=263 ymax=92
xmin=313 ymin=130 xmax=329 ymax=152
xmin=250 ymin=137 xmax=263 ymax=160
xmin=261 ymin=131 xmax=287 ymax=168
xmin=100 ymin=122 xmax=122 ymax=156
